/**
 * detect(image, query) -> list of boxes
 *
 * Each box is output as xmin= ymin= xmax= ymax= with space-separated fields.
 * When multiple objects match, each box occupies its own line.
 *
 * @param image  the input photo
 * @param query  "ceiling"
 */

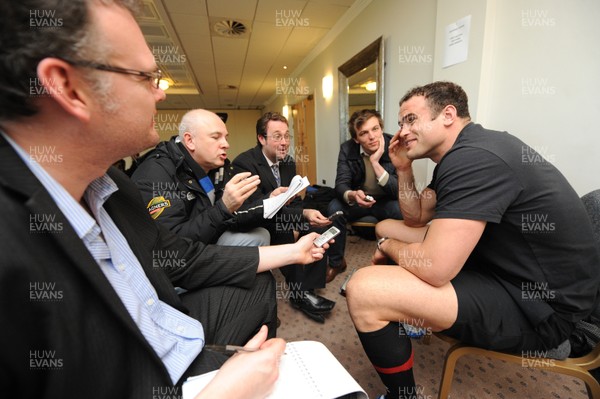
xmin=136 ymin=0 xmax=361 ymax=110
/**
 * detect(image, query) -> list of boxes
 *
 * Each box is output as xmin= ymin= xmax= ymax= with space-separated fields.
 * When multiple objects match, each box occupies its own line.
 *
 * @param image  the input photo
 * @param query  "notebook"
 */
xmin=182 ymin=340 xmax=368 ymax=399
xmin=262 ymin=175 xmax=309 ymax=218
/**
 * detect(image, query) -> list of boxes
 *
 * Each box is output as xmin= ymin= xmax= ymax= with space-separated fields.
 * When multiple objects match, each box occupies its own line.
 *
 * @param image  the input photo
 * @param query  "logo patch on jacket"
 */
xmin=147 ymin=196 xmax=171 ymax=219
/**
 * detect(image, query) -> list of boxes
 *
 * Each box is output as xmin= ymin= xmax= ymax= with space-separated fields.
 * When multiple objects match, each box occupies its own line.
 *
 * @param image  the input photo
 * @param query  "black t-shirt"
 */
xmin=430 ymin=123 xmax=600 ymax=325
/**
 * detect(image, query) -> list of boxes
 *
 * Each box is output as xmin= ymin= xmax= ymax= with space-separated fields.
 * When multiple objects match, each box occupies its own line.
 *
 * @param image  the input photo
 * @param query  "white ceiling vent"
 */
xmin=212 ymin=19 xmax=249 ymax=38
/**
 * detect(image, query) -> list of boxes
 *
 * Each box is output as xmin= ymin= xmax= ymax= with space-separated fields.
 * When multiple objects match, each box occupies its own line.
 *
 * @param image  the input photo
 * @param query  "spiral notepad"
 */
xmin=183 ymin=341 xmax=367 ymax=399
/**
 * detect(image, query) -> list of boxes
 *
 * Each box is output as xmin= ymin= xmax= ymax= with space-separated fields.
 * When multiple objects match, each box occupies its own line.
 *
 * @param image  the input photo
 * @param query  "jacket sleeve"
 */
xmin=379 ymin=135 xmax=399 ymax=198
xmin=110 ymin=168 xmax=260 ymax=291
xmin=232 ymin=152 xmax=272 ymax=207
xmin=334 ymin=142 xmax=353 ymax=200
xmin=131 ymin=158 xmax=234 ymax=244
xmin=233 ymin=151 xmax=305 ymax=220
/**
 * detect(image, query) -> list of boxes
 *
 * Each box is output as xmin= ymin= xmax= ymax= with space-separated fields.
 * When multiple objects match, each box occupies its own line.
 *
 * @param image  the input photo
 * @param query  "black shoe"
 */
xmin=298 ymin=308 xmax=326 ymax=323
xmin=289 ymin=290 xmax=335 ymax=314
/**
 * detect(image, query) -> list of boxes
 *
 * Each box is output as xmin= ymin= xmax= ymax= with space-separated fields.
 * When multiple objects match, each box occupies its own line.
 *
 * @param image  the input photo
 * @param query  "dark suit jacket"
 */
xmin=334 ymin=133 xmax=399 ymax=200
xmin=232 ymin=144 xmax=303 ymax=217
xmin=0 ymin=134 xmax=259 ymax=398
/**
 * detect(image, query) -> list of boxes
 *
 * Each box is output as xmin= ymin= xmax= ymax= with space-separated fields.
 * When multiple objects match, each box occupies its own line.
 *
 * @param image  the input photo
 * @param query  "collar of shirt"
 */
xmin=261 ymin=149 xmax=279 ymax=168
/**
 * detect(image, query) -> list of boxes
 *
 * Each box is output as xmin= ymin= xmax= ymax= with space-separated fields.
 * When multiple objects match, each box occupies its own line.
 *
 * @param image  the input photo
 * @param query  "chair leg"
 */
xmin=438 ymin=343 xmax=470 ymax=399
xmin=582 ymin=371 xmax=600 ymax=399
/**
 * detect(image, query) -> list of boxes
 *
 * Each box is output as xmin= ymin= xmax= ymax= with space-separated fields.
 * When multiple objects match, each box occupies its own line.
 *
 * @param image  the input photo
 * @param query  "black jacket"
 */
xmin=0 ymin=134 xmax=259 ymax=398
xmin=132 ymin=137 xmax=264 ymax=244
xmin=334 ymin=133 xmax=399 ymax=200
xmin=232 ymin=144 xmax=303 ymax=217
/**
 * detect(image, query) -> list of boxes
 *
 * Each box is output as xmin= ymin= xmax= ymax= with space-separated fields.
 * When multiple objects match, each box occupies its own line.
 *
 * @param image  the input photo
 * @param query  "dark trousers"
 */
xmin=268 ymin=214 xmax=327 ymax=291
xmin=326 ymin=197 xmax=402 ymax=266
xmin=178 ymin=272 xmax=277 ymax=379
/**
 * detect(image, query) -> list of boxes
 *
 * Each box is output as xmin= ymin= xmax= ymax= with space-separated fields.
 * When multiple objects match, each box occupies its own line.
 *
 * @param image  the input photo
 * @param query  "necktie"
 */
xmin=271 ymin=164 xmax=281 ymax=187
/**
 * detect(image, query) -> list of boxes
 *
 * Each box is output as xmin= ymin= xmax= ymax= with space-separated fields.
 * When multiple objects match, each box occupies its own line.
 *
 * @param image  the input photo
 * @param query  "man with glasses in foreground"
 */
xmin=233 ymin=112 xmax=336 ymax=323
xmin=0 ymin=1 xmax=331 ymax=398
xmin=345 ymin=81 xmax=600 ymax=399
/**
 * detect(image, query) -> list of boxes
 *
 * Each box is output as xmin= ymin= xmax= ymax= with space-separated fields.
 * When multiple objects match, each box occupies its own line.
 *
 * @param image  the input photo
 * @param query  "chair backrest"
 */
xmin=582 ymin=189 xmax=600 ymax=246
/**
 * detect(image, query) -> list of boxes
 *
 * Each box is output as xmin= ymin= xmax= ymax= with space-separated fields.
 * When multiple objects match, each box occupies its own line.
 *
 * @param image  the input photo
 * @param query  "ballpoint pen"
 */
xmin=204 ymin=344 xmax=287 ymax=355
xmin=204 ymin=344 xmax=258 ymax=354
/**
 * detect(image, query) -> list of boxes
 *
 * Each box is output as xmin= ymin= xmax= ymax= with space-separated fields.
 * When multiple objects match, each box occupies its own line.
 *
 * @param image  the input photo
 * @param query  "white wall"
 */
xmin=267 ymin=0 xmax=600 ymax=195
xmin=266 ymin=0 xmax=437 ymax=187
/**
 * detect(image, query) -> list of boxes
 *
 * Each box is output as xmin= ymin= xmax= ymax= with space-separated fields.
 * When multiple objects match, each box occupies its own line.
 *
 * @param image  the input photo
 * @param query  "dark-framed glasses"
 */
xmin=266 ymin=133 xmax=292 ymax=142
xmin=60 ymin=58 xmax=163 ymax=89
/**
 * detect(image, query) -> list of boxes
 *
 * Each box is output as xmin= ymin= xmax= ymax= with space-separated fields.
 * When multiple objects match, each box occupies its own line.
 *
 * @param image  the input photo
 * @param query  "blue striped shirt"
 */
xmin=4 ymin=133 xmax=204 ymax=383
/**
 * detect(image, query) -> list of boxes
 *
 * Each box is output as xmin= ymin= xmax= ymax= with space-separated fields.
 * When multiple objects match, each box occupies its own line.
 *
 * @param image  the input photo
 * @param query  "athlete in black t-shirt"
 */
xmin=345 ymin=81 xmax=600 ymax=399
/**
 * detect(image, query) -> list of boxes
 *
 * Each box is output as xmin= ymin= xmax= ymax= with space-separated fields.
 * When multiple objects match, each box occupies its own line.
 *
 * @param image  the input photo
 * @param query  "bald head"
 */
xmin=179 ymin=109 xmax=226 ymax=139
xmin=178 ymin=109 xmax=230 ymax=172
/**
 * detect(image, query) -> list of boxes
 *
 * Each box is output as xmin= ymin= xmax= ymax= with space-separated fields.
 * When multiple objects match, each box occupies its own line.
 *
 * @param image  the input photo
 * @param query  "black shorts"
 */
xmin=440 ymin=268 xmax=575 ymax=353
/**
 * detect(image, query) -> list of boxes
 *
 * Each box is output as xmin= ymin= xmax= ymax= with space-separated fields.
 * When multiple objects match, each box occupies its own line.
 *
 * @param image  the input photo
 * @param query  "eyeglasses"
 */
xmin=60 ymin=58 xmax=163 ymax=89
xmin=398 ymin=113 xmax=439 ymax=131
xmin=398 ymin=113 xmax=419 ymax=131
xmin=265 ymin=133 xmax=292 ymax=142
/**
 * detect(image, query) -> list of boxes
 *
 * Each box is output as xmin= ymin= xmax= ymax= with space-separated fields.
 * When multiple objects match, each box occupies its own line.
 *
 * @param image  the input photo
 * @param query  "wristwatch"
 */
xmin=377 ymin=237 xmax=389 ymax=251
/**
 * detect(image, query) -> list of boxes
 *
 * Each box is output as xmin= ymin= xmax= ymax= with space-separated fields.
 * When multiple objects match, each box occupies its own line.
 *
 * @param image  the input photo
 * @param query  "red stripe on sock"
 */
xmin=373 ymin=350 xmax=414 ymax=374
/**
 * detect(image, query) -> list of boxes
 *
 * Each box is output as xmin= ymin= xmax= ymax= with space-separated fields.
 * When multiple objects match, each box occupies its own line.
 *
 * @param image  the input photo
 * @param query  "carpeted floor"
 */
xmin=275 ymin=232 xmax=591 ymax=399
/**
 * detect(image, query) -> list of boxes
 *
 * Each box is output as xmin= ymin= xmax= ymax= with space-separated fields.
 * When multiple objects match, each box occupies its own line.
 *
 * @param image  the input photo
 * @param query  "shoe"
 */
xmin=297 ymin=308 xmax=326 ymax=323
xmin=325 ymin=258 xmax=347 ymax=283
xmin=289 ymin=290 xmax=336 ymax=314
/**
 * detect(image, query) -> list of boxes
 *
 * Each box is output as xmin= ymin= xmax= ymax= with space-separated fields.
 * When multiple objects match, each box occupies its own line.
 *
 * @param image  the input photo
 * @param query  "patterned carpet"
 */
xmin=275 ymin=232 xmax=592 ymax=399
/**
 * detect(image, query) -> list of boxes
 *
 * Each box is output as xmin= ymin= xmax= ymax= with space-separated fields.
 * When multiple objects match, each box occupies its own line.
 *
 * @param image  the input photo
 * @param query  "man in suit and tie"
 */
xmin=0 ymin=1 xmax=329 ymax=397
xmin=233 ymin=112 xmax=336 ymax=323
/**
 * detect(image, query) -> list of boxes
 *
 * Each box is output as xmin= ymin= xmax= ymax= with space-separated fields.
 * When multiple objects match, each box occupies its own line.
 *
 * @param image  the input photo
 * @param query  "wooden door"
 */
xmin=291 ymin=95 xmax=316 ymax=185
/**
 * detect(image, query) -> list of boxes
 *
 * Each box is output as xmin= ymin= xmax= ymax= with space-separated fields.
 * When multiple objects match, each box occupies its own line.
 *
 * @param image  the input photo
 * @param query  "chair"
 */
xmin=349 ymin=215 xmax=378 ymax=228
xmin=436 ymin=189 xmax=600 ymax=399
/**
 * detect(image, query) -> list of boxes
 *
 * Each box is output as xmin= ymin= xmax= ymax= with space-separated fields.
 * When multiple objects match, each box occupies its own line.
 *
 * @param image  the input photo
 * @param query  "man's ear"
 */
xmin=182 ymin=131 xmax=195 ymax=151
xmin=441 ymin=104 xmax=458 ymax=127
xmin=36 ymin=58 xmax=93 ymax=122
xmin=258 ymin=135 xmax=266 ymax=147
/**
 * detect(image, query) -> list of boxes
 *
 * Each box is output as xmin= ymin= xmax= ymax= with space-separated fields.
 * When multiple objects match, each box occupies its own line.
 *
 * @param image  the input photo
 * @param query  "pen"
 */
xmin=204 ymin=344 xmax=258 ymax=354
xmin=204 ymin=344 xmax=287 ymax=355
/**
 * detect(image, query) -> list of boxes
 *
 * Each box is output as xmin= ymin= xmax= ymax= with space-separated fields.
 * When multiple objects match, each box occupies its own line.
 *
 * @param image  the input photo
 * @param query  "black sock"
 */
xmin=357 ymin=322 xmax=416 ymax=399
